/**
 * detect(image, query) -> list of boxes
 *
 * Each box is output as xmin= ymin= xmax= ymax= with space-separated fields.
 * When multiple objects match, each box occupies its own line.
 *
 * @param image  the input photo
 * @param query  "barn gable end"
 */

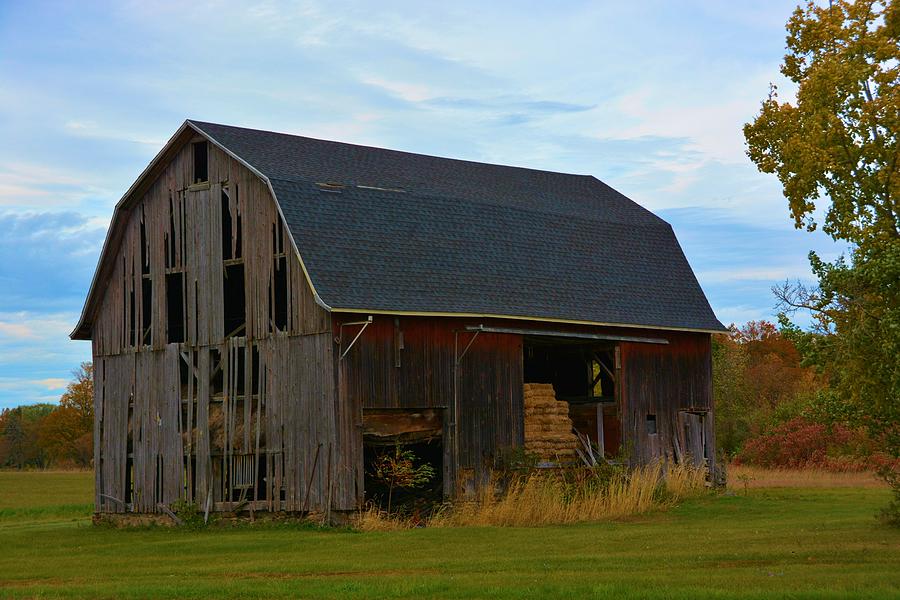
xmin=84 ymin=128 xmax=359 ymax=514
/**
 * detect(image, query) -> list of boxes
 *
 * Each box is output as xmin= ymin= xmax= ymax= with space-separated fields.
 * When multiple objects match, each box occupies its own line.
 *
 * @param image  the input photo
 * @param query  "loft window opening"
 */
xmin=193 ymin=141 xmax=208 ymax=184
xmin=646 ymin=414 xmax=657 ymax=435
xmin=166 ymin=272 xmax=185 ymax=344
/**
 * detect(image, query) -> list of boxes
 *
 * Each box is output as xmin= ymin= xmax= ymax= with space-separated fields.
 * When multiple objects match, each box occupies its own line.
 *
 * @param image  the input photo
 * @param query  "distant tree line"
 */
xmin=0 ymin=363 xmax=93 ymax=469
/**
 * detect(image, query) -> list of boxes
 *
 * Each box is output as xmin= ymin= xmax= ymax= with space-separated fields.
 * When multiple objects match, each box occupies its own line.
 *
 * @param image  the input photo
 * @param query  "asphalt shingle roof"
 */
xmin=192 ymin=121 xmax=724 ymax=332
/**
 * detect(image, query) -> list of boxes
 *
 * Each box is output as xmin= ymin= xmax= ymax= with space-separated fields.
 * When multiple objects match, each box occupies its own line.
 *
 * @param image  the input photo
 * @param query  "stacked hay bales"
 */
xmin=523 ymin=383 xmax=578 ymax=462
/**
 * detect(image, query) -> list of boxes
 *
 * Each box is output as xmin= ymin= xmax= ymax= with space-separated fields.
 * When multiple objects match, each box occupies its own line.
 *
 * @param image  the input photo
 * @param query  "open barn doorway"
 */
xmin=361 ymin=408 xmax=444 ymax=516
xmin=523 ymin=337 xmax=621 ymax=460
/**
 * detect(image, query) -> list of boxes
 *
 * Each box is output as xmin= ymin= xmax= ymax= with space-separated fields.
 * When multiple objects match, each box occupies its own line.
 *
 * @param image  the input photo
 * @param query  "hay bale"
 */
xmin=522 ymin=383 xmax=579 ymax=462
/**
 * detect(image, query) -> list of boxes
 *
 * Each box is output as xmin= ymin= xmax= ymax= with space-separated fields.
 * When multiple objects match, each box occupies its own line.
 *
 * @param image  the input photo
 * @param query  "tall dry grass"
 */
xmin=356 ymin=503 xmax=416 ymax=532
xmin=428 ymin=461 xmax=708 ymax=528
xmin=728 ymin=463 xmax=887 ymax=489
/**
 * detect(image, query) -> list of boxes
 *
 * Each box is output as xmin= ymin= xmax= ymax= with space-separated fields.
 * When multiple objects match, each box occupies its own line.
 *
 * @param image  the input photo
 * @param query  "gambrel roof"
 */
xmin=73 ymin=120 xmax=725 ymax=339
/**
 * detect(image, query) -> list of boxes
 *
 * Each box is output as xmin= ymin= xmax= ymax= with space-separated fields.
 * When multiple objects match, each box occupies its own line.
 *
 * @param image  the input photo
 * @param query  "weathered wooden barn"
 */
xmin=72 ymin=120 xmax=725 ymax=517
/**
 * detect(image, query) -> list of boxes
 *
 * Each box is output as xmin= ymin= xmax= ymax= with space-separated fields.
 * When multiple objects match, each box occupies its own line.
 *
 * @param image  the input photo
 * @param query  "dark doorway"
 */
xmin=361 ymin=408 xmax=443 ymax=516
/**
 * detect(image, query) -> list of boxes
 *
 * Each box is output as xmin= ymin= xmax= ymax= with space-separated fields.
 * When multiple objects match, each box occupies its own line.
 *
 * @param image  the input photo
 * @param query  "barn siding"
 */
xmin=91 ymin=137 xmax=336 ymax=515
xmin=619 ymin=332 xmax=714 ymax=471
xmin=335 ymin=315 xmax=525 ymax=491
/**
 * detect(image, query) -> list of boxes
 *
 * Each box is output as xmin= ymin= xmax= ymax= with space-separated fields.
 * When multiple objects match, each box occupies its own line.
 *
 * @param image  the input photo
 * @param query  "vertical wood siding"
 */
xmin=619 ymin=332 xmax=715 ymax=472
xmin=91 ymin=138 xmax=338 ymax=514
xmin=335 ymin=316 xmax=525 ymax=489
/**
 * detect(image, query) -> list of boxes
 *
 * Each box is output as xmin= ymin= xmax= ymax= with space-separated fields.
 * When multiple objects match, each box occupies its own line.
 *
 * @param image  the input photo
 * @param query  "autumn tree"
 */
xmin=713 ymin=321 xmax=822 ymax=456
xmin=744 ymin=0 xmax=900 ymax=454
xmin=38 ymin=363 xmax=94 ymax=467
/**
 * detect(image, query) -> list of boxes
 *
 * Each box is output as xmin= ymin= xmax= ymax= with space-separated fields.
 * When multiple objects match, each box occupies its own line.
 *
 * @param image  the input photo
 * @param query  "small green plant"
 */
xmin=171 ymin=499 xmax=208 ymax=529
xmin=736 ymin=473 xmax=754 ymax=495
xmin=370 ymin=443 xmax=436 ymax=514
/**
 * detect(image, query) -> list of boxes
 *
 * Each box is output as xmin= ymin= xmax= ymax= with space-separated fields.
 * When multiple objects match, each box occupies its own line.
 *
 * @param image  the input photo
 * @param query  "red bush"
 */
xmin=736 ymin=417 xmax=884 ymax=471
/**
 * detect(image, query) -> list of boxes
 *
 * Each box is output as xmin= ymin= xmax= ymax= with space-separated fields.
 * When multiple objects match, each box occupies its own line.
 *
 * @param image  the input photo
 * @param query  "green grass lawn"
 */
xmin=0 ymin=471 xmax=898 ymax=599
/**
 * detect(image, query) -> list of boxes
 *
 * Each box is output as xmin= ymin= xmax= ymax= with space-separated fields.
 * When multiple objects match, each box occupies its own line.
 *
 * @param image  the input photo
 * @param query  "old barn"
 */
xmin=72 ymin=120 xmax=725 ymax=518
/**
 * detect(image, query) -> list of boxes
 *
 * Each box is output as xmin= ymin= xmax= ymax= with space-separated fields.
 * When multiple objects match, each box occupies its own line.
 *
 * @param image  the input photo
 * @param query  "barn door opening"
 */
xmin=523 ymin=338 xmax=621 ymax=460
xmin=361 ymin=408 xmax=443 ymax=514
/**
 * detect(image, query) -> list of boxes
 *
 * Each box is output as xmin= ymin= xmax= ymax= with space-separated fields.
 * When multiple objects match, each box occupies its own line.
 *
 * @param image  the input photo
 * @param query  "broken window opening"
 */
xmin=221 ymin=188 xmax=242 ymax=260
xmin=223 ymin=263 xmax=246 ymax=338
xmin=221 ymin=190 xmax=234 ymax=260
xmin=193 ymin=141 xmax=208 ymax=184
xmin=141 ymin=277 xmax=152 ymax=346
xmin=646 ymin=414 xmax=657 ymax=435
xmin=166 ymin=272 xmax=185 ymax=344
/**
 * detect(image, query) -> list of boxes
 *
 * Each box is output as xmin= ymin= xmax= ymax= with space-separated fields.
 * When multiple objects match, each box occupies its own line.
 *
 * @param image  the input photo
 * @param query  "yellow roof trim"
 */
xmin=329 ymin=307 xmax=724 ymax=335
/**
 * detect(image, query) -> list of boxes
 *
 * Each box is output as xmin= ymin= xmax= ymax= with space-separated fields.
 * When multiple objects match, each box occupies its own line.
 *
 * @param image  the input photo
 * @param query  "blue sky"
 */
xmin=0 ymin=0 xmax=845 ymax=409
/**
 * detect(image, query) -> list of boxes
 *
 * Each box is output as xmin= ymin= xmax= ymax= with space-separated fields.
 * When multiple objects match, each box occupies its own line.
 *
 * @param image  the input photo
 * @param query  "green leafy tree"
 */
xmin=370 ymin=444 xmax=436 ymax=513
xmin=744 ymin=0 xmax=900 ymax=455
xmin=0 ymin=404 xmax=55 ymax=468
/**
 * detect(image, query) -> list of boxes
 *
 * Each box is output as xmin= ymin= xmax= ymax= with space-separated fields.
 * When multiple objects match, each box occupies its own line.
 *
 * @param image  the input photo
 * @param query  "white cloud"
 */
xmin=63 ymin=120 xmax=166 ymax=147
xmin=0 ymin=322 xmax=35 ymax=340
xmin=34 ymin=378 xmax=68 ymax=390
xmin=697 ymin=264 xmax=817 ymax=284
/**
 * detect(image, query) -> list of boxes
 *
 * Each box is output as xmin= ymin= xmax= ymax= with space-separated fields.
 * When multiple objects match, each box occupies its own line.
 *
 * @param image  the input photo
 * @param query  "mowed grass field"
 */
xmin=0 ymin=470 xmax=898 ymax=599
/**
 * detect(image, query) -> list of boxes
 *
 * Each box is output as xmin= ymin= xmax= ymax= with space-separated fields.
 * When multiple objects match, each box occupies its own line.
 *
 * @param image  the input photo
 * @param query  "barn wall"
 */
xmin=337 ymin=316 xmax=715 ymax=496
xmin=619 ymin=331 xmax=714 ymax=471
xmin=90 ymin=136 xmax=342 ymax=514
xmin=335 ymin=316 xmax=524 ymax=491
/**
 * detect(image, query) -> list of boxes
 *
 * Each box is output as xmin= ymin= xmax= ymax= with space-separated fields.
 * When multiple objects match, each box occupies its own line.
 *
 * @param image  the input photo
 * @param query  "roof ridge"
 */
xmin=188 ymin=119 xmax=596 ymax=179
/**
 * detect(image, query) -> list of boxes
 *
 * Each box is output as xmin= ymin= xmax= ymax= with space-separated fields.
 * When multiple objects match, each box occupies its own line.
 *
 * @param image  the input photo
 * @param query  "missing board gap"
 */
xmin=223 ymin=262 xmax=246 ymax=338
xmin=141 ymin=277 xmax=152 ymax=346
xmin=272 ymin=256 xmax=288 ymax=332
xmin=166 ymin=272 xmax=185 ymax=344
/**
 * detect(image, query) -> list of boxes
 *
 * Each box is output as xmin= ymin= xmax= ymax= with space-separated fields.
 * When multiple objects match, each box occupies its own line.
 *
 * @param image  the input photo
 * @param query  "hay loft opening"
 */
xmin=524 ymin=335 xmax=621 ymax=460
